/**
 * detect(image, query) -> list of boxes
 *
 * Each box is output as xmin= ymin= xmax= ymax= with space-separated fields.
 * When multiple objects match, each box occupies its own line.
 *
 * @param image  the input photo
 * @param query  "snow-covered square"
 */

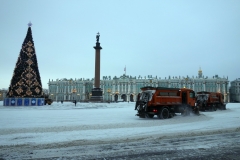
xmin=0 ymin=101 xmax=240 ymax=159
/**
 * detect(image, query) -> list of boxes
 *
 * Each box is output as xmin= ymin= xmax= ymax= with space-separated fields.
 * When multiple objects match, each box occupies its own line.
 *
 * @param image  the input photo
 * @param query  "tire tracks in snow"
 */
xmin=0 ymin=114 xmax=211 ymax=135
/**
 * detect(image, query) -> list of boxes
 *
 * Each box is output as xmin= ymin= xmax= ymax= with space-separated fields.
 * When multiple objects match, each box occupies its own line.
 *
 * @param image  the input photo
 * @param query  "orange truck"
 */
xmin=135 ymin=86 xmax=199 ymax=119
xmin=196 ymin=91 xmax=226 ymax=111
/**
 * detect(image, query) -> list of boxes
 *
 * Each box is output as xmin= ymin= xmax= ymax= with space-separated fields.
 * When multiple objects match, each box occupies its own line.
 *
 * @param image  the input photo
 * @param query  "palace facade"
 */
xmin=229 ymin=78 xmax=240 ymax=102
xmin=48 ymin=69 xmax=230 ymax=102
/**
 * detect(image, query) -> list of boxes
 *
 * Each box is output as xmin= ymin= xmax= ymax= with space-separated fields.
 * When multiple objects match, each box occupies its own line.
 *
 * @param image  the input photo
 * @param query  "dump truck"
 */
xmin=196 ymin=91 xmax=226 ymax=111
xmin=135 ymin=86 xmax=199 ymax=119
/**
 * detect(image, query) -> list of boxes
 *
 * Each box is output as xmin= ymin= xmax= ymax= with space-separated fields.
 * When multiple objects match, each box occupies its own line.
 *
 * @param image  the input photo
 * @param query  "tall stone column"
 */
xmin=90 ymin=32 xmax=103 ymax=102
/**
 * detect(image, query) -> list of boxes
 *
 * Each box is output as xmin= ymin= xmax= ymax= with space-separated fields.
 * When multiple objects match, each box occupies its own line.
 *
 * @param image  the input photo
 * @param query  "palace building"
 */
xmin=48 ymin=69 xmax=229 ymax=102
xmin=229 ymin=78 xmax=240 ymax=102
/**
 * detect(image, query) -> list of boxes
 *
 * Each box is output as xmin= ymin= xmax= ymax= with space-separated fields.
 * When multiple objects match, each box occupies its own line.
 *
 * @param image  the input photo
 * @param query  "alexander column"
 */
xmin=90 ymin=32 xmax=103 ymax=102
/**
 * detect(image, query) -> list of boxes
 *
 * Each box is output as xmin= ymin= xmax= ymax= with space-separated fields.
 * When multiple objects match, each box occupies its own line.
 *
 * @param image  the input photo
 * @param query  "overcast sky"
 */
xmin=0 ymin=0 xmax=239 ymax=89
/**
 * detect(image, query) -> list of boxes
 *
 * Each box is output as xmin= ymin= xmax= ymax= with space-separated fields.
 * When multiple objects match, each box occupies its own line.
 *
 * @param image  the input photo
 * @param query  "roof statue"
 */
xmin=96 ymin=32 xmax=100 ymax=43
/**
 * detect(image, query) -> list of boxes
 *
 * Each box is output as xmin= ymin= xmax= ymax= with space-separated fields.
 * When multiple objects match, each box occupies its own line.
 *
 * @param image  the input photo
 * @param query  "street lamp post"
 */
xmin=72 ymin=89 xmax=77 ymax=101
xmin=51 ymin=94 xmax=54 ymax=101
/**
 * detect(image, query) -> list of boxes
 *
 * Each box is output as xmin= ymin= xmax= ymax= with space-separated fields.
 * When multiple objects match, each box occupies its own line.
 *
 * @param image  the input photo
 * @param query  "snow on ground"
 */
xmin=0 ymin=101 xmax=240 ymax=148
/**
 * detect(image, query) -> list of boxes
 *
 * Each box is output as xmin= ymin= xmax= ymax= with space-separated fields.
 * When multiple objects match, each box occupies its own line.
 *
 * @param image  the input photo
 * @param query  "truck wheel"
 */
xmin=210 ymin=105 xmax=216 ymax=111
xmin=157 ymin=108 xmax=169 ymax=119
xmin=223 ymin=104 xmax=226 ymax=110
xmin=212 ymin=105 xmax=217 ymax=111
xmin=194 ymin=106 xmax=200 ymax=115
xmin=219 ymin=104 xmax=226 ymax=110
xmin=168 ymin=112 xmax=174 ymax=118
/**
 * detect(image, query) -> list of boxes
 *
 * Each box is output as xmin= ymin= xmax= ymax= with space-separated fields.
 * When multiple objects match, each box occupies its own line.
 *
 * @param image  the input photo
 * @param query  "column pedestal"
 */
xmin=90 ymin=88 xmax=103 ymax=102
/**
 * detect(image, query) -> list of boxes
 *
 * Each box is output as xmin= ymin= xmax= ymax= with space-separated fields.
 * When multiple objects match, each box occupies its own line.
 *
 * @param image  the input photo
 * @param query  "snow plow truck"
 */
xmin=135 ymin=86 xmax=199 ymax=119
xmin=196 ymin=91 xmax=226 ymax=111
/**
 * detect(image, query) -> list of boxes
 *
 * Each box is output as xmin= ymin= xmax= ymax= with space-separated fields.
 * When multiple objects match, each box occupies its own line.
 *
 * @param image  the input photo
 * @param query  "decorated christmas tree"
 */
xmin=6 ymin=22 xmax=43 ymax=98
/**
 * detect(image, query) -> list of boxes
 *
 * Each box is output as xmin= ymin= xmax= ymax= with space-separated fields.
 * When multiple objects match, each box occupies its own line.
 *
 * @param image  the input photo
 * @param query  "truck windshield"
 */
xmin=140 ymin=90 xmax=155 ymax=102
xmin=190 ymin=92 xmax=195 ymax=98
xmin=197 ymin=94 xmax=209 ymax=101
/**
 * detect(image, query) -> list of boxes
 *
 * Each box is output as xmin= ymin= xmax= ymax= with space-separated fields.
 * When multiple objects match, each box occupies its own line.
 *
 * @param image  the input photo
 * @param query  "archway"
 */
xmin=130 ymin=94 xmax=134 ymax=102
xmin=114 ymin=94 xmax=118 ymax=102
xmin=65 ymin=95 xmax=69 ymax=101
xmin=121 ymin=94 xmax=127 ymax=102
